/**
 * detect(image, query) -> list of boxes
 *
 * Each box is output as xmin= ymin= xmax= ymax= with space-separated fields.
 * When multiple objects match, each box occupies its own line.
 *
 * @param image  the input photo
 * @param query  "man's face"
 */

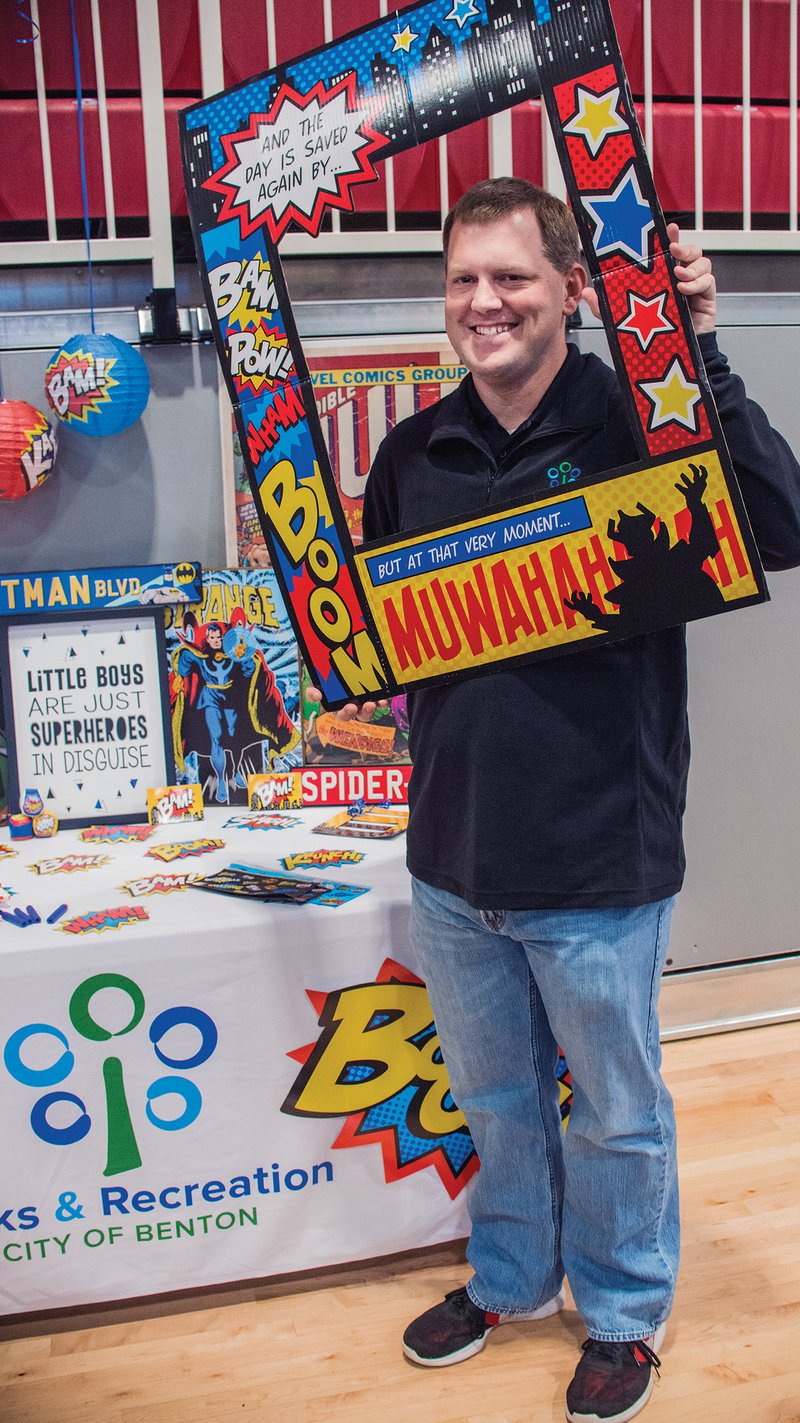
xmin=444 ymin=209 xmax=584 ymax=396
xmin=206 ymin=626 xmax=222 ymax=651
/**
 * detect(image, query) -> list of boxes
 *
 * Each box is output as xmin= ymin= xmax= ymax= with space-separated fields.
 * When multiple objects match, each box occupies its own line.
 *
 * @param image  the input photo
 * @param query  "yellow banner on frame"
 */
xmin=354 ymin=452 xmax=761 ymax=687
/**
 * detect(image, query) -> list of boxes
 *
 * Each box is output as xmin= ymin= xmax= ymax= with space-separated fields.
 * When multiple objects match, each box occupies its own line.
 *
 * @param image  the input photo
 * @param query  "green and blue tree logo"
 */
xmin=4 ymin=973 xmax=218 ymax=1176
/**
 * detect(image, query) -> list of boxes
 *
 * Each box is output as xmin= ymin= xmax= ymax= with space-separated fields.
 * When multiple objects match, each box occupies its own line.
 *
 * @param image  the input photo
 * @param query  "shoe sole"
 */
xmin=564 ymin=1324 xmax=667 ymax=1423
xmin=403 ymin=1287 xmax=567 ymax=1368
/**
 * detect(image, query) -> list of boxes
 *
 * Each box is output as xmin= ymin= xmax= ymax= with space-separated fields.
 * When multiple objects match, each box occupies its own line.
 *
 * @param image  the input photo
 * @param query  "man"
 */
xmin=322 ymin=178 xmax=800 ymax=1422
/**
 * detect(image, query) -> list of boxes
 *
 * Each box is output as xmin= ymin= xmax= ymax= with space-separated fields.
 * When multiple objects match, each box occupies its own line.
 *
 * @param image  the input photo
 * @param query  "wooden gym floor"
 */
xmin=2 ymin=1020 xmax=799 ymax=1423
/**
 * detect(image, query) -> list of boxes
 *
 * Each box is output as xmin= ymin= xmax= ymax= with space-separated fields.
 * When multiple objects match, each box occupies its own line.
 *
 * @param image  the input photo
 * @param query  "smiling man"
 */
xmin=443 ymin=192 xmax=585 ymax=430
xmin=338 ymin=177 xmax=800 ymax=1422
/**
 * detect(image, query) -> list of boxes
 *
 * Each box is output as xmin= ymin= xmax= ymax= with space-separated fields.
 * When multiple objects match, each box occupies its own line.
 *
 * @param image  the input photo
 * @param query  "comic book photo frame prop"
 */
xmin=0 ymin=607 xmax=175 ymax=829
xmin=181 ymin=0 xmax=767 ymax=709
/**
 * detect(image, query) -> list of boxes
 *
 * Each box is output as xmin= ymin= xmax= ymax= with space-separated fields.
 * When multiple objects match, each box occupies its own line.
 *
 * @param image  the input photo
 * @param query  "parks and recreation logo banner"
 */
xmin=0 ymin=950 xmax=471 ymax=1313
xmin=181 ymin=0 xmax=767 ymax=708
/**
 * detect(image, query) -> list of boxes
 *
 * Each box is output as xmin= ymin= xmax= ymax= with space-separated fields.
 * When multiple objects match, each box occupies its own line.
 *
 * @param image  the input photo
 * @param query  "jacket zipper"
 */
xmin=483 ymin=424 xmax=601 ymax=503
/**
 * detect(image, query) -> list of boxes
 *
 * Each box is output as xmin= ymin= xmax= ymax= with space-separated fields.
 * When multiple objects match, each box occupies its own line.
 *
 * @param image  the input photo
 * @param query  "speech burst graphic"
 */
xmin=45 ymin=334 xmax=150 ymax=437
xmin=181 ymin=0 xmax=767 ymax=708
xmin=205 ymin=75 xmax=389 ymax=243
xmin=45 ymin=346 xmax=118 ymax=423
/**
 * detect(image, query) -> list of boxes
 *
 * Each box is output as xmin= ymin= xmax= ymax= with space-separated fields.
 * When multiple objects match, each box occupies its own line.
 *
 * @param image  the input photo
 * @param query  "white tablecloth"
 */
xmin=0 ymin=809 xmax=472 ymax=1316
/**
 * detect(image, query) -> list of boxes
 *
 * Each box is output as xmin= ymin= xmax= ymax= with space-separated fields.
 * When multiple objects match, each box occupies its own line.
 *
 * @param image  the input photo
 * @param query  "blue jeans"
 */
xmin=410 ymin=878 xmax=678 ymax=1342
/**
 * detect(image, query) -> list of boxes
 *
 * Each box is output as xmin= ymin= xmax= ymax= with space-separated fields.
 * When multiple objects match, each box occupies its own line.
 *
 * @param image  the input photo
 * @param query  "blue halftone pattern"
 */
xmin=186 ymin=0 xmax=493 ymax=160
xmin=358 ymin=1084 xmax=476 ymax=1172
xmin=342 ymin=1063 xmax=377 ymax=1083
xmin=367 ymin=1011 xmax=395 ymax=1029
xmin=186 ymin=75 xmax=279 ymax=155
xmin=409 ymin=1025 xmax=435 ymax=1046
xmin=288 ymin=0 xmax=489 ymax=95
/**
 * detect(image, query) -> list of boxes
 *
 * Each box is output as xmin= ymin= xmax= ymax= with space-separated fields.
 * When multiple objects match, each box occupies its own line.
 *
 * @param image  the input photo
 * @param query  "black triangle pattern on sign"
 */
xmin=118 ymin=635 xmax=126 ymax=645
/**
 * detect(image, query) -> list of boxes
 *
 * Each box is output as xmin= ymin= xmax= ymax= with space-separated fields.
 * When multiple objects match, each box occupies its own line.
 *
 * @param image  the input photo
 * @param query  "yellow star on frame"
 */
xmin=639 ymin=357 xmax=703 ymax=432
xmin=563 ymin=85 xmax=628 ymax=158
xmin=392 ymin=23 xmax=419 ymax=52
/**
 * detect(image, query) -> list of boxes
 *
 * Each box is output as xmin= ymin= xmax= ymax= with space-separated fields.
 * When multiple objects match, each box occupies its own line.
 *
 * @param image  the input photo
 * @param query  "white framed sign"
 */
xmin=0 ymin=608 xmax=174 ymax=828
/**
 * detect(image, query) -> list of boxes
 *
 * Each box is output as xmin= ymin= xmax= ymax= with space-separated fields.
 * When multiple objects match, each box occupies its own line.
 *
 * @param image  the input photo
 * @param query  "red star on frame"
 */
xmin=617 ymin=290 xmax=677 ymax=352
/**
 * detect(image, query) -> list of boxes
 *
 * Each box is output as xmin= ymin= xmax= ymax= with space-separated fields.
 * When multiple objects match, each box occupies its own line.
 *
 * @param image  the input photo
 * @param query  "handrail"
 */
xmin=1 ymin=0 xmax=799 ymax=278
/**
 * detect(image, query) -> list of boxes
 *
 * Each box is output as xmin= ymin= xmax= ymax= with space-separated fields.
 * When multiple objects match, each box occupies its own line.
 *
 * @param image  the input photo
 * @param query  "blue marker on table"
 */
xmin=26 ymin=905 xmax=41 ymax=924
xmin=0 ymin=908 xmax=25 ymax=927
xmin=47 ymin=904 xmax=68 ymax=925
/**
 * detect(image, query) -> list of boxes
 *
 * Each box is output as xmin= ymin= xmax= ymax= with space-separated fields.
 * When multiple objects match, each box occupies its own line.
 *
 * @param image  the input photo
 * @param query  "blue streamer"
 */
xmin=68 ymin=0 xmax=95 ymax=332
xmin=14 ymin=5 xmax=40 ymax=42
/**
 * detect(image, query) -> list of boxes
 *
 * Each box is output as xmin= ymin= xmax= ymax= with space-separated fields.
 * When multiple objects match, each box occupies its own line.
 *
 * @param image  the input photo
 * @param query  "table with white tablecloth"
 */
xmin=0 ymin=808 xmax=472 ymax=1317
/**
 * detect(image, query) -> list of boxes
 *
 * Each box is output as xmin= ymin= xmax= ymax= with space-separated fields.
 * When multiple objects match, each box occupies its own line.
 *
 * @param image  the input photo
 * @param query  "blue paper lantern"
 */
xmin=44 ymin=333 xmax=150 ymax=437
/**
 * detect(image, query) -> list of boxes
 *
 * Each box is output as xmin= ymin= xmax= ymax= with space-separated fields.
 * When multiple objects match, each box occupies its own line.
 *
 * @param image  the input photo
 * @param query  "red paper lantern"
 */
xmin=0 ymin=400 xmax=58 ymax=501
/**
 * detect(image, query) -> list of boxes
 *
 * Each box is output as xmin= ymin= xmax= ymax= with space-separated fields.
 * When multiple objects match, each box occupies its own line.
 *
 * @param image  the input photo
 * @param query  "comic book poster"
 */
xmin=306 ymin=340 xmax=467 ymax=547
xmin=233 ymin=423 xmax=273 ymax=570
xmin=163 ymin=570 xmax=302 ymax=807
xmin=300 ymin=663 xmax=410 ymax=768
xmin=234 ymin=338 xmax=466 ymax=564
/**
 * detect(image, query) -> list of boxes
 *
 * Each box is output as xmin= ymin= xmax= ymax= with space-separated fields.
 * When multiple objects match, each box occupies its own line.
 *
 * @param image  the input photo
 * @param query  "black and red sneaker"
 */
xmin=402 ymin=1284 xmax=566 ymax=1368
xmin=565 ymin=1328 xmax=665 ymax=1423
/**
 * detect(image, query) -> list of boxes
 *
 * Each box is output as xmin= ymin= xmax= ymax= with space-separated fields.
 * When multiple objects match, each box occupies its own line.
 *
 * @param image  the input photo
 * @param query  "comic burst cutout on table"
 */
xmin=60 ymin=905 xmax=149 ymax=935
xmin=181 ymin=0 xmax=767 ymax=708
xmin=44 ymin=334 xmax=150 ymax=437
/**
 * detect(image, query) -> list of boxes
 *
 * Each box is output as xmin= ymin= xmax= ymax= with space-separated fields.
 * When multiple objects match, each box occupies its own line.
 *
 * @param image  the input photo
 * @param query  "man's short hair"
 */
xmin=442 ymin=177 xmax=583 ymax=274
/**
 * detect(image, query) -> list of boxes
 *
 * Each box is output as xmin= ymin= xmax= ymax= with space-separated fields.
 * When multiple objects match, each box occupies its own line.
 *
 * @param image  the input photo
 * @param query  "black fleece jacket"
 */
xmin=362 ymin=333 xmax=800 ymax=908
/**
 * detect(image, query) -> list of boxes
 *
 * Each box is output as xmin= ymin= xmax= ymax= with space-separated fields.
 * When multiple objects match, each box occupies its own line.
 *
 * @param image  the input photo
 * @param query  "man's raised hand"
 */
xmin=581 ymin=223 xmax=716 ymax=335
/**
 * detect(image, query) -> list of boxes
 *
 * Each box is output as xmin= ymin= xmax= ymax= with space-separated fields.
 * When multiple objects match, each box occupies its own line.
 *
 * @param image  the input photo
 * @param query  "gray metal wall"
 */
xmin=0 ymin=320 xmax=227 ymax=572
xmin=581 ymin=299 xmax=800 ymax=970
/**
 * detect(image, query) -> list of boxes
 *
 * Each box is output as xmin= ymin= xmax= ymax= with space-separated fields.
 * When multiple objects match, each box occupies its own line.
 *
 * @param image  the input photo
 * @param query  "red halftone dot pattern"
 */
xmin=555 ymin=65 xmax=617 ymax=124
xmin=634 ymin=365 xmax=710 ymax=455
xmin=597 ymin=241 xmax=653 ymax=280
xmin=568 ymin=133 xmax=637 ymax=194
xmin=555 ymin=67 xmax=636 ymax=190
xmin=553 ymin=67 xmax=720 ymax=461
xmin=599 ymin=258 xmax=711 ymax=455
xmin=604 ymin=256 xmax=680 ymax=345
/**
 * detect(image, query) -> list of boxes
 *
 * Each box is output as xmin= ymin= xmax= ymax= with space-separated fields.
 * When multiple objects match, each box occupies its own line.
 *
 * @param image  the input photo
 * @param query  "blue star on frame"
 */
xmin=582 ymin=166 xmax=655 ymax=266
xmin=445 ymin=0 xmax=480 ymax=27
